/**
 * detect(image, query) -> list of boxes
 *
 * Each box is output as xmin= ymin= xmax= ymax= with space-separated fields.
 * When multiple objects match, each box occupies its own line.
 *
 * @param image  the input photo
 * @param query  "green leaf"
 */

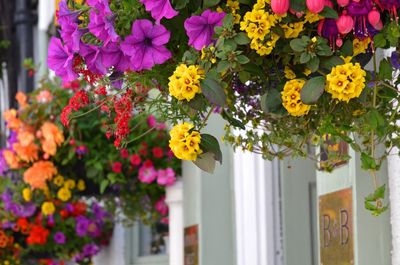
xmin=217 ymin=61 xmax=230 ymax=72
xmin=193 ymin=152 xmax=216 ymax=173
xmin=320 ymin=6 xmax=338 ymax=19
xmin=374 ymin=184 xmax=386 ymax=200
xmin=320 ymin=56 xmax=345 ymax=70
xmin=374 ymin=33 xmax=387 ymax=48
xmin=234 ymin=32 xmax=250 ymax=45
xmin=200 ymin=134 xmax=223 ymax=163
xmin=237 ymin=55 xmax=250 ymax=64
xmin=378 ymin=59 xmax=393 ymax=80
xmin=261 ymin=89 xmax=282 ymax=113
xmin=172 ymin=0 xmax=189 ymax=9
xmin=307 ymin=56 xmax=320 ymax=72
xmin=201 ymin=77 xmax=227 ymax=107
xmin=300 ymin=52 xmax=311 ymax=64
xmin=203 ymin=0 xmax=221 ymax=8
xmin=360 ymin=152 xmax=377 ymax=170
xmin=300 ymin=76 xmax=325 ymax=104
xmin=238 ymin=71 xmax=251 ymax=83
xmin=290 ymin=38 xmax=307 ymax=52
xmin=222 ymin=111 xmax=246 ymax=130
xmin=290 ymin=0 xmax=306 ymax=11
xmin=341 ymin=39 xmax=353 ymax=57
xmin=100 ymin=179 xmax=109 ymax=194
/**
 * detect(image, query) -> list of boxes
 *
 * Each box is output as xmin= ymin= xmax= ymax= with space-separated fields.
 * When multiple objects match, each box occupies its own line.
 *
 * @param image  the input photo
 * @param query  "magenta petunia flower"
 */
xmin=121 ymin=19 xmax=172 ymax=71
xmin=54 ymin=231 xmax=66 ymax=244
xmin=101 ymin=42 xmax=131 ymax=72
xmin=79 ymin=43 xmax=107 ymax=74
xmin=139 ymin=0 xmax=178 ymax=24
xmin=59 ymin=19 xmax=84 ymax=52
xmin=155 ymin=196 xmax=168 ymax=215
xmin=184 ymin=10 xmax=225 ymax=51
xmin=88 ymin=0 xmax=120 ymax=44
xmin=58 ymin=0 xmax=79 ymax=26
xmin=138 ymin=164 xmax=158 ymax=183
xmin=157 ymin=168 xmax=176 ymax=186
xmin=47 ymin=37 xmax=78 ymax=82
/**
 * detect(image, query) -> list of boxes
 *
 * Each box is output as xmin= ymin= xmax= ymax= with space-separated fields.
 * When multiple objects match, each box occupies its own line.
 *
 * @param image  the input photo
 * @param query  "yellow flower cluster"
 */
xmin=304 ymin=11 xmax=322 ymax=24
xmin=353 ymin=38 xmax=371 ymax=56
xmin=281 ymin=22 xmax=304 ymax=39
xmin=169 ymin=123 xmax=202 ymax=161
xmin=281 ymin=79 xmax=311 ymax=116
xmin=41 ymin=201 xmax=55 ymax=216
xmin=168 ymin=64 xmax=204 ymax=101
xmin=240 ymin=0 xmax=281 ymax=56
xmin=326 ymin=63 xmax=366 ymax=102
xmin=284 ymin=66 xmax=296 ymax=79
xmin=22 ymin=188 xmax=32 ymax=202
xmin=218 ymin=0 xmax=241 ymax=23
xmin=53 ymin=176 xmax=85 ymax=202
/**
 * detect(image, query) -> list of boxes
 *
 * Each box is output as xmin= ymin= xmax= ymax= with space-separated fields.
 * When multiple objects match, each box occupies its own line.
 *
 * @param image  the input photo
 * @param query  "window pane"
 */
xmin=138 ymin=222 xmax=169 ymax=256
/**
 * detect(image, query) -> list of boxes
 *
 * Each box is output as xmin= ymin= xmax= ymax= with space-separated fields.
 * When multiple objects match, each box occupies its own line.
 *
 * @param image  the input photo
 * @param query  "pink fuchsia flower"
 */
xmin=152 ymin=147 xmax=164 ymax=158
xmin=157 ymin=168 xmax=176 ymax=186
xmin=101 ymin=42 xmax=131 ymax=72
xmin=138 ymin=164 xmax=157 ymax=183
xmin=87 ymin=0 xmax=120 ymax=44
xmin=147 ymin=115 xmax=157 ymax=128
xmin=130 ymin=154 xmax=141 ymax=166
xmin=79 ymin=43 xmax=107 ymax=75
xmin=155 ymin=196 xmax=168 ymax=215
xmin=121 ymin=19 xmax=172 ymax=71
xmin=47 ymin=37 xmax=78 ymax=82
xmin=139 ymin=0 xmax=178 ymax=24
xmin=120 ymin=148 xmax=129 ymax=159
xmin=112 ymin=162 xmax=122 ymax=173
xmin=184 ymin=10 xmax=225 ymax=51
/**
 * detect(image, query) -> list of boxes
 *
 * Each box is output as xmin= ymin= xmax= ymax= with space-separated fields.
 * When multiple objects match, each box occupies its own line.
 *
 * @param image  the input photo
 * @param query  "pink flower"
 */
xmin=120 ymin=148 xmax=129 ymax=159
xmin=147 ymin=115 xmax=157 ymax=128
xmin=139 ymin=0 xmax=178 ymax=24
xmin=112 ymin=162 xmax=122 ymax=173
xmin=130 ymin=154 xmax=141 ymax=166
xmin=157 ymin=168 xmax=176 ymax=186
xmin=36 ymin=90 xmax=53 ymax=103
xmin=157 ymin=123 xmax=167 ymax=130
xmin=138 ymin=164 xmax=157 ymax=183
xmin=152 ymin=147 xmax=163 ymax=158
xmin=160 ymin=217 xmax=169 ymax=224
xmin=167 ymin=149 xmax=174 ymax=159
xmin=155 ymin=196 xmax=168 ymax=216
xmin=184 ymin=10 xmax=225 ymax=51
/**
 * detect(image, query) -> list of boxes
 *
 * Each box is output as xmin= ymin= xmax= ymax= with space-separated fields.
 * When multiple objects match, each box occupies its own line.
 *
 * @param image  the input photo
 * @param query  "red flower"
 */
xmin=143 ymin=159 xmax=153 ymax=168
xmin=72 ymin=201 xmax=87 ymax=216
xmin=130 ymin=154 xmax=141 ymax=167
xmin=60 ymin=209 xmax=69 ymax=219
xmin=15 ymin=218 xmax=30 ymax=234
xmin=152 ymin=147 xmax=163 ymax=158
xmin=120 ymin=148 xmax=129 ymax=159
xmin=26 ymin=225 xmax=49 ymax=245
xmin=112 ymin=162 xmax=122 ymax=173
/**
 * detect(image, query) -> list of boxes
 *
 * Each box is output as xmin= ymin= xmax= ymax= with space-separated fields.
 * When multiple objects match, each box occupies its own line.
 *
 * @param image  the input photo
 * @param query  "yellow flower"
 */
xmin=326 ymin=62 xmax=366 ymax=102
xmin=303 ymin=68 xmax=312 ymax=76
xmin=41 ymin=201 xmax=55 ymax=216
xmin=168 ymin=64 xmax=203 ymax=101
xmin=284 ymin=66 xmax=296 ymax=79
xmin=22 ymin=188 xmax=32 ymax=202
xmin=64 ymin=179 xmax=76 ymax=189
xmin=304 ymin=11 xmax=322 ymax=23
xmin=57 ymin=187 xmax=72 ymax=202
xmin=53 ymin=175 xmax=64 ymax=186
xmin=77 ymin=179 xmax=86 ymax=191
xmin=353 ymin=38 xmax=370 ymax=56
xmin=281 ymin=79 xmax=311 ymax=116
xmin=281 ymin=22 xmax=304 ymax=38
xmin=169 ymin=123 xmax=202 ymax=161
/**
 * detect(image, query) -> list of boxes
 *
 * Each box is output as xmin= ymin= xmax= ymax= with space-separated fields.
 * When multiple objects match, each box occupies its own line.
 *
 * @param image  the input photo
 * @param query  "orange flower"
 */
xmin=0 ymin=230 xmax=9 ymax=248
xmin=16 ymin=92 xmax=28 ymax=109
xmin=13 ymin=142 xmax=39 ymax=162
xmin=40 ymin=122 xmax=65 ymax=156
xmin=17 ymin=131 xmax=35 ymax=146
xmin=2 ymin=150 xmax=20 ymax=169
xmin=3 ymin=109 xmax=23 ymax=130
xmin=23 ymin=161 xmax=57 ymax=189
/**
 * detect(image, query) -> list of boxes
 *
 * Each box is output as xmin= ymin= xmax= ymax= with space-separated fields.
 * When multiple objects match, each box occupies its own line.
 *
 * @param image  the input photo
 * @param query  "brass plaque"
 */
xmin=184 ymin=225 xmax=199 ymax=265
xmin=319 ymin=188 xmax=354 ymax=265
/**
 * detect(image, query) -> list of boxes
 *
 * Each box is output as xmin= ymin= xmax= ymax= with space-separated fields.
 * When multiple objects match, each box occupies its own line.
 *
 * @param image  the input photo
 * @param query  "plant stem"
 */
xmin=370 ymin=51 xmax=379 ymax=190
xmin=199 ymin=106 xmax=215 ymax=130
xmin=125 ymin=127 xmax=156 ymax=144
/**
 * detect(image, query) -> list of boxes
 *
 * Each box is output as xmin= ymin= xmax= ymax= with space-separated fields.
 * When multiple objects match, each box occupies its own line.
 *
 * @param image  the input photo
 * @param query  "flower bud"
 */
xmin=368 ymin=8 xmax=381 ymax=26
xmin=307 ymin=0 xmax=325 ymax=13
xmin=271 ymin=0 xmax=290 ymax=15
xmin=336 ymin=13 xmax=354 ymax=34
xmin=337 ymin=0 xmax=350 ymax=7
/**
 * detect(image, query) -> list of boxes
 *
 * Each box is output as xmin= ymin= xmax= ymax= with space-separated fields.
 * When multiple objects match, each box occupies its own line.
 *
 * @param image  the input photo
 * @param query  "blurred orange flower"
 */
xmin=2 ymin=150 xmax=20 ymax=169
xmin=3 ymin=109 xmax=23 ymax=130
xmin=40 ymin=122 xmax=65 ymax=156
xmin=16 ymin=92 xmax=28 ymax=109
xmin=13 ymin=142 xmax=39 ymax=162
xmin=23 ymin=161 xmax=57 ymax=189
xmin=17 ymin=131 xmax=35 ymax=146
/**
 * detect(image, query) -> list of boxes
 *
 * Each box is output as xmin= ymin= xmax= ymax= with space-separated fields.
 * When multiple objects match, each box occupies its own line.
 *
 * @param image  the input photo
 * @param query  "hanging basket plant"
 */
xmin=48 ymin=0 xmax=400 ymax=214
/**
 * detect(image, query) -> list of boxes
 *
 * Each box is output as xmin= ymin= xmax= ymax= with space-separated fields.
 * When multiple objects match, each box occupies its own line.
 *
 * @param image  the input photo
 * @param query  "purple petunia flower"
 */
xmin=8 ymin=131 xmax=18 ymax=147
xmin=121 ymin=19 xmax=172 ymax=71
xmin=184 ymin=10 xmax=225 ymax=51
xmin=92 ymin=202 xmax=109 ymax=222
xmin=54 ymin=231 xmax=66 ymax=244
xmin=47 ymin=37 xmax=78 ymax=82
xmin=0 ymin=150 xmax=8 ymax=176
xmin=58 ymin=0 xmax=80 ymax=26
xmin=11 ymin=203 xmax=36 ymax=218
xmin=87 ymin=0 xmax=120 ymax=44
xmin=79 ymin=43 xmax=107 ymax=75
xmin=391 ymin=51 xmax=400 ymax=69
xmin=75 ymin=216 xmax=90 ymax=237
xmin=139 ymin=0 xmax=178 ymax=24
xmin=101 ymin=42 xmax=131 ymax=72
xmin=59 ymin=19 xmax=84 ymax=53
xmin=82 ymin=243 xmax=100 ymax=257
